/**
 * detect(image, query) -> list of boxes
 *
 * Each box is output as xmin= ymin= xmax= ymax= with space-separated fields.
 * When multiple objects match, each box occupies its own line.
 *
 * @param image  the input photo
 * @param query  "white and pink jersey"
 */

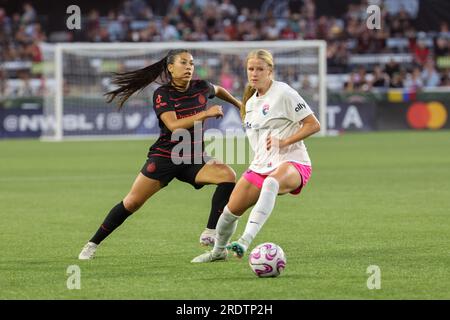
xmin=244 ymin=80 xmax=314 ymax=174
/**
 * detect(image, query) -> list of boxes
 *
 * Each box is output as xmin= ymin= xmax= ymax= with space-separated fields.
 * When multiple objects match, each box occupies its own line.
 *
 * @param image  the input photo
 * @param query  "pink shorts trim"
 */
xmin=243 ymin=162 xmax=312 ymax=195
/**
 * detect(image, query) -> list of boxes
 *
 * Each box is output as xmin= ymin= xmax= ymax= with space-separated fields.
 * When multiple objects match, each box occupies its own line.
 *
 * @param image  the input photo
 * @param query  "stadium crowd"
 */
xmin=1 ymin=0 xmax=450 ymax=98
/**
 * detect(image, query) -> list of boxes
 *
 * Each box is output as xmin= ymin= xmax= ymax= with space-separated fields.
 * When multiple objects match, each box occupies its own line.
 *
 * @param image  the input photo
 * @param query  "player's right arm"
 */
xmin=160 ymin=106 xmax=223 ymax=132
xmin=153 ymin=88 xmax=223 ymax=132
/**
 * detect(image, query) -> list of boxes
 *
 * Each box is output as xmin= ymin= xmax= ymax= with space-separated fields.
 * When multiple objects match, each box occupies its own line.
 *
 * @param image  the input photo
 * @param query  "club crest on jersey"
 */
xmin=262 ymin=104 xmax=270 ymax=115
xmin=146 ymin=162 xmax=156 ymax=173
xmin=198 ymin=94 xmax=206 ymax=104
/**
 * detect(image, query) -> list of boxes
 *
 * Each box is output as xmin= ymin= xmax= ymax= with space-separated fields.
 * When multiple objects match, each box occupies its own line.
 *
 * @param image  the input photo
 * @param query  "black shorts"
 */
xmin=140 ymin=155 xmax=212 ymax=189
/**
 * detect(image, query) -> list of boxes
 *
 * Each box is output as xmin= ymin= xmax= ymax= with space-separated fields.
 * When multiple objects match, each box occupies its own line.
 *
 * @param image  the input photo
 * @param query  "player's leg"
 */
xmin=191 ymin=177 xmax=260 ymax=263
xmin=182 ymin=159 xmax=237 ymax=246
xmin=271 ymin=162 xmax=303 ymax=195
xmin=79 ymin=157 xmax=174 ymax=260
xmin=78 ymin=173 xmax=163 ymax=260
xmin=232 ymin=162 xmax=302 ymax=257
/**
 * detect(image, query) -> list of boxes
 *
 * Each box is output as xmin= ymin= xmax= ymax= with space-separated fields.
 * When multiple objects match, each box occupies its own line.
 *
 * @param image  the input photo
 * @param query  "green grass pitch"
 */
xmin=1 ymin=131 xmax=449 ymax=299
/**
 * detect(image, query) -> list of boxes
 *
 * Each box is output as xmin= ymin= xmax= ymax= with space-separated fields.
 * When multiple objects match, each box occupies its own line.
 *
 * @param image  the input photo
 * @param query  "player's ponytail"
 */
xmin=241 ymin=85 xmax=256 ymax=119
xmin=105 ymin=49 xmax=189 ymax=109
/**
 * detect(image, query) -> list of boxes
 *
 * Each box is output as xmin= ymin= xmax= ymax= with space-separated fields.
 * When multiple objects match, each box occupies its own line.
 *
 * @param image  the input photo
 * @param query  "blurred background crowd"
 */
xmin=1 ymin=0 xmax=450 ymax=98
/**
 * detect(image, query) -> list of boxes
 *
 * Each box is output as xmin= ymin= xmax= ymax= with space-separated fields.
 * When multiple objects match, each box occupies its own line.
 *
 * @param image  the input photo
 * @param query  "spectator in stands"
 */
xmin=344 ymin=72 xmax=357 ymax=92
xmin=161 ymin=17 xmax=180 ymax=41
xmin=219 ymin=0 xmax=238 ymax=19
xmin=316 ymin=16 xmax=329 ymax=40
xmin=21 ymin=3 xmax=36 ymax=25
xmin=25 ymin=40 xmax=42 ymax=62
xmin=262 ymin=18 xmax=280 ymax=40
xmin=356 ymin=66 xmax=369 ymax=90
xmin=411 ymin=34 xmax=431 ymax=67
xmin=107 ymin=10 xmax=126 ymax=42
xmin=384 ymin=59 xmax=400 ymax=80
xmin=0 ymin=68 xmax=6 ymax=97
xmin=185 ymin=16 xmax=208 ymax=41
xmin=0 ymin=8 xmax=9 ymax=37
xmin=438 ymin=21 xmax=450 ymax=38
xmin=370 ymin=66 xmax=389 ymax=88
xmin=129 ymin=0 xmax=152 ymax=20
xmin=440 ymin=69 xmax=450 ymax=87
xmin=434 ymin=35 xmax=449 ymax=58
xmin=357 ymin=30 xmax=374 ymax=53
xmin=389 ymin=72 xmax=404 ymax=88
xmin=421 ymin=58 xmax=441 ymax=87
xmin=404 ymin=67 xmax=423 ymax=90
xmin=86 ymin=9 xmax=100 ymax=42
xmin=280 ymin=24 xmax=297 ymax=40
xmin=327 ymin=17 xmax=344 ymax=40
xmin=16 ymin=70 xmax=33 ymax=96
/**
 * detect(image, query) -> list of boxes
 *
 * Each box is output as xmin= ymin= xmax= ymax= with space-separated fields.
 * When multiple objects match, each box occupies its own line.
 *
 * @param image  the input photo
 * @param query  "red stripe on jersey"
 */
xmin=154 ymin=148 xmax=171 ymax=154
xmin=159 ymin=138 xmax=180 ymax=143
xmin=150 ymin=153 xmax=172 ymax=159
xmin=178 ymin=113 xmax=202 ymax=119
xmin=169 ymin=88 xmax=209 ymax=101
xmin=150 ymin=153 xmax=205 ymax=158
xmin=176 ymin=104 xmax=205 ymax=113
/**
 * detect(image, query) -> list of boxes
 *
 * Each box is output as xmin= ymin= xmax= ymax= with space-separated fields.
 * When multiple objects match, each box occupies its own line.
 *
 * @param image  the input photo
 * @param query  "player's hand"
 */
xmin=206 ymin=105 xmax=224 ymax=119
xmin=266 ymin=135 xmax=287 ymax=150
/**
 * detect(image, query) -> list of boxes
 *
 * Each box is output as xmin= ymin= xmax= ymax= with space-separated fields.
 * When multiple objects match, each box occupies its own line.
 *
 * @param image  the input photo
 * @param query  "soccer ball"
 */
xmin=248 ymin=242 xmax=286 ymax=278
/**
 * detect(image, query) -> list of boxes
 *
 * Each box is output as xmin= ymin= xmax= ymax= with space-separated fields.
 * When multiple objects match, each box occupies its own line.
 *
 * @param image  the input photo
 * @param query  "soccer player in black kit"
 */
xmin=78 ymin=49 xmax=242 ymax=260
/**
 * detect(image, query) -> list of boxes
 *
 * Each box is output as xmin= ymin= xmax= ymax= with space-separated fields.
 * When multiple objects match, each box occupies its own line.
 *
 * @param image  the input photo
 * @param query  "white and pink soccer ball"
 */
xmin=248 ymin=242 xmax=286 ymax=278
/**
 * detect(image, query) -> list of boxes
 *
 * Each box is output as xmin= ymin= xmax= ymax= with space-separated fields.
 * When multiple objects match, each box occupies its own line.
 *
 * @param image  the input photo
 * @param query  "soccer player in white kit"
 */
xmin=191 ymin=49 xmax=321 ymax=263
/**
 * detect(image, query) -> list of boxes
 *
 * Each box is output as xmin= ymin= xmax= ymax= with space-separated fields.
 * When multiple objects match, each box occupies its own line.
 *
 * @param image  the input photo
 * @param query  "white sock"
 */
xmin=212 ymin=205 xmax=239 ymax=254
xmin=240 ymin=177 xmax=279 ymax=248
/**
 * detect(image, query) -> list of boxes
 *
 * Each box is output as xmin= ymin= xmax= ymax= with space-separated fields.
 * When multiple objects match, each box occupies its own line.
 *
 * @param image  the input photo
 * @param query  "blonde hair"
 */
xmin=241 ymin=49 xmax=274 ymax=119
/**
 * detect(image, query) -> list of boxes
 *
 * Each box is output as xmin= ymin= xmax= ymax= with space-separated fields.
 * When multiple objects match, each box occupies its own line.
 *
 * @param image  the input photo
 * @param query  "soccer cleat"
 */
xmin=228 ymin=240 xmax=248 ymax=259
xmin=78 ymin=242 xmax=98 ymax=260
xmin=199 ymin=228 xmax=216 ymax=247
xmin=191 ymin=249 xmax=228 ymax=263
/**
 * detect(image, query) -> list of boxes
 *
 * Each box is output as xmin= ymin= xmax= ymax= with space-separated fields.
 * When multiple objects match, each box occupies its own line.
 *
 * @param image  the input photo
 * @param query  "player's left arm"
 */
xmin=267 ymin=88 xmax=321 ymax=150
xmin=267 ymin=114 xmax=320 ymax=150
xmin=213 ymin=84 xmax=242 ymax=110
xmin=282 ymin=114 xmax=321 ymax=146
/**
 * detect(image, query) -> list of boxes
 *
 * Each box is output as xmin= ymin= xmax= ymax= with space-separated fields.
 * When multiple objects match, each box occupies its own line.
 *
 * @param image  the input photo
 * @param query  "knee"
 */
xmin=263 ymin=176 xmax=280 ymax=191
xmin=226 ymin=203 xmax=245 ymax=216
xmin=123 ymin=196 xmax=144 ymax=213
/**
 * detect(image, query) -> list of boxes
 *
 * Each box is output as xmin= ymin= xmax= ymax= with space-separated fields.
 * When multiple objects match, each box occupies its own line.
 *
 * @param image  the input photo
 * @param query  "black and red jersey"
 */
xmin=148 ymin=80 xmax=215 ymax=161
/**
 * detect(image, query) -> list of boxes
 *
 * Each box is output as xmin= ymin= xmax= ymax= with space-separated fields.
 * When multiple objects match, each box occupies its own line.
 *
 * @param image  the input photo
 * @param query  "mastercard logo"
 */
xmin=406 ymin=101 xmax=448 ymax=129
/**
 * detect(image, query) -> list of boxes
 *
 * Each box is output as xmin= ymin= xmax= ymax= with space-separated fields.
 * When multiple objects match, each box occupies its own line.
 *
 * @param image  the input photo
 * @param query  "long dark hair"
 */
xmin=105 ymin=49 xmax=189 ymax=109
